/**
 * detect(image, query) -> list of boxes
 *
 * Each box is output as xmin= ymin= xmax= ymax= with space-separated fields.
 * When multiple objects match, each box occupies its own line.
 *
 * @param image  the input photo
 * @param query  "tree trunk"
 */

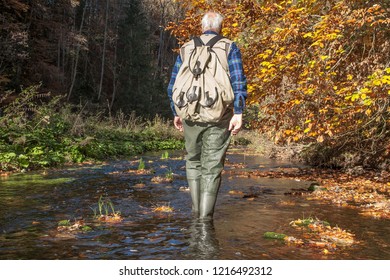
xmin=155 ymin=0 xmax=166 ymax=79
xmin=67 ymin=0 xmax=88 ymax=102
xmin=98 ymin=0 xmax=109 ymax=101
xmin=110 ymin=25 xmax=118 ymax=112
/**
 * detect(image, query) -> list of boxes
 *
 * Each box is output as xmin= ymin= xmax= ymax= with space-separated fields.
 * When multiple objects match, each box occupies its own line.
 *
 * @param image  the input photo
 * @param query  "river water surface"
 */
xmin=0 ymin=149 xmax=389 ymax=259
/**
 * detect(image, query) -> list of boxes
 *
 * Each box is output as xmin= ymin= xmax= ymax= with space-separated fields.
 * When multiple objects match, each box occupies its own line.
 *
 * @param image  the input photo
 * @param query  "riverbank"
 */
xmin=0 ymin=90 xmax=184 ymax=173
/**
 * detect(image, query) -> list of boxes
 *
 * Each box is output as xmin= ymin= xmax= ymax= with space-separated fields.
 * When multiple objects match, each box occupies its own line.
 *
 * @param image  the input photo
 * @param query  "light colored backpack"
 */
xmin=172 ymin=34 xmax=234 ymax=123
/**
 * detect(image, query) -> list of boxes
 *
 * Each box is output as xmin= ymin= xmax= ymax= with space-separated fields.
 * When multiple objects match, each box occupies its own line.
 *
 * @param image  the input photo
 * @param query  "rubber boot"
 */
xmin=188 ymin=178 xmax=201 ymax=216
xmin=199 ymin=192 xmax=218 ymax=220
xmin=199 ymin=177 xmax=221 ymax=220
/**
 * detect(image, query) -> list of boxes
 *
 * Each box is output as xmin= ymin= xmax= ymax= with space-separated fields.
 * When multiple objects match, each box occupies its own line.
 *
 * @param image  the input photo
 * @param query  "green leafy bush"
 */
xmin=0 ymin=85 xmax=184 ymax=172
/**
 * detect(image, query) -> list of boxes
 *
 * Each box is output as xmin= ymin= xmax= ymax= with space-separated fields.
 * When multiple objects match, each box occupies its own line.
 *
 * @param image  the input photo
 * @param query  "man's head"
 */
xmin=202 ymin=12 xmax=223 ymax=33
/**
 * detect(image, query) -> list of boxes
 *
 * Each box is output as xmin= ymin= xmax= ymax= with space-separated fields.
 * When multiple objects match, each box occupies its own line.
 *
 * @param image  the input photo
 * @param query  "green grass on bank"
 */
xmin=0 ymin=86 xmax=184 ymax=172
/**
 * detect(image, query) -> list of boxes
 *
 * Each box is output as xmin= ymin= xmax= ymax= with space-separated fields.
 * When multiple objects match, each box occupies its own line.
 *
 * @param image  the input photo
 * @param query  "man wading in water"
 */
xmin=168 ymin=11 xmax=247 ymax=220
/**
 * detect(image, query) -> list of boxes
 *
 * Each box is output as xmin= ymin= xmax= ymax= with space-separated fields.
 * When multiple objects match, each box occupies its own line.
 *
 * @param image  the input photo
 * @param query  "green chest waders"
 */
xmin=183 ymin=111 xmax=232 ymax=219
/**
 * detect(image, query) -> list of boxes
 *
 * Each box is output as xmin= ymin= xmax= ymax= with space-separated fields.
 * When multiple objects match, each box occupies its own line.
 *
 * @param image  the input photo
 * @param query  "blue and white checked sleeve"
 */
xmin=167 ymin=55 xmax=182 ymax=116
xmin=228 ymin=42 xmax=247 ymax=114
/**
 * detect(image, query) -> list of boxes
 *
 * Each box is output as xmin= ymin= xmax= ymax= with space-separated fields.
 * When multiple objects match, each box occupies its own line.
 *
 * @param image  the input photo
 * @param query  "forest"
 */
xmin=0 ymin=0 xmax=389 ymax=172
xmin=1 ymin=0 xmax=181 ymax=116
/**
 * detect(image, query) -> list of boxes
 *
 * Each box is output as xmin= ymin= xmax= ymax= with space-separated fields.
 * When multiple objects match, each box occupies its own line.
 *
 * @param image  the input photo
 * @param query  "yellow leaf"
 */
xmin=364 ymin=99 xmax=372 ymax=107
xmin=310 ymin=41 xmax=323 ymax=47
xmin=320 ymin=55 xmax=328 ymax=61
xmin=382 ymin=76 xmax=390 ymax=84
xmin=286 ymin=52 xmax=297 ymax=59
xmin=351 ymin=93 xmax=359 ymax=101
xmin=323 ymin=249 xmax=329 ymax=255
xmin=319 ymin=108 xmax=328 ymax=114
xmin=274 ymin=27 xmax=284 ymax=33
xmin=300 ymin=69 xmax=309 ymax=77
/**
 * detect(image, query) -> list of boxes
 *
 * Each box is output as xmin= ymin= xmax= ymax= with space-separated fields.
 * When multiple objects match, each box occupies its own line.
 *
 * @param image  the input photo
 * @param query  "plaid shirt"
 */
xmin=167 ymin=31 xmax=247 ymax=116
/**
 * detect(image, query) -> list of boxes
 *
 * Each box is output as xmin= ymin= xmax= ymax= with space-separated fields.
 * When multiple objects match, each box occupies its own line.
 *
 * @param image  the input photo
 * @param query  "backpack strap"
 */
xmin=205 ymin=34 xmax=225 ymax=48
xmin=204 ymin=35 xmax=230 ymax=58
xmin=193 ymin=35 xmax=225 ymax=48
xmin=193 ymin=36 xmax=204 ymax=47
xmin=180 ymin=37 xmax=204 ymax=62
xmin=224 ymin=41 xmax=230 ymax=56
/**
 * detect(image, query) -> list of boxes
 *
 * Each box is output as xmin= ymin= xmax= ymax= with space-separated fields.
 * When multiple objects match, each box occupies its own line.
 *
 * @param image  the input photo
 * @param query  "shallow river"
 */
xmin=0 ymin=149 xmax=389 ymax=259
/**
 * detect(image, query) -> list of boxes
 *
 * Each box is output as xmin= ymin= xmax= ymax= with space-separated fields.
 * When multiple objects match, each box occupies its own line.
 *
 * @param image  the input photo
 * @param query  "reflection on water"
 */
xmin=186 ymin=219 xmax=219 ymax=260
xmin=0 ymin=150 xmax=389 ymax=259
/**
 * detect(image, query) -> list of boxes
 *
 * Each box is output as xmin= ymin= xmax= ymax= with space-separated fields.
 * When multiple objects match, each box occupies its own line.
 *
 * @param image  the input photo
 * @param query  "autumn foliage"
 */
xmin=167 ymin=0 xmax=390 ymax=169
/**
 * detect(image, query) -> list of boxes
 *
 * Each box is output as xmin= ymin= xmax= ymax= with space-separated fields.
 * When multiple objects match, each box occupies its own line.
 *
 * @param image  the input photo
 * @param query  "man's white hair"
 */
xmin=201 ymin=12 xmax=224 ymax=33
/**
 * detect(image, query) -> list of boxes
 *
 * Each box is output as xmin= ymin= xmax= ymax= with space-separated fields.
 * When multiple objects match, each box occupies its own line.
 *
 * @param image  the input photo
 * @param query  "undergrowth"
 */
xmin=0 ymin=85 xmax=184 ymax=172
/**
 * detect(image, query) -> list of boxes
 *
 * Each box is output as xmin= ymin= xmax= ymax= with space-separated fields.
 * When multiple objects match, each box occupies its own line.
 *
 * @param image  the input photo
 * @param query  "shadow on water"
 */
xmin=0 ymin=149 xmax=389 ymax=259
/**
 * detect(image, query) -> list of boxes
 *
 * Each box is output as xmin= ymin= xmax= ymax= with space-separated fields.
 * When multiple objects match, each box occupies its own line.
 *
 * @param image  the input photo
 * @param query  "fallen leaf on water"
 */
xmin=152 ymin=205 xmax=174 ymax=213
xmin=151 ymin=176 xmax=173 ymax=183
xmin=229 ymin=190 xmax=244 ymax=195
xmin=284 ymin=236 xmax=304 ymax=245
xmin=98 ymin=213 xmax=123 ymax=223
xmin=125 ymin=169 xmax=153 ymax=175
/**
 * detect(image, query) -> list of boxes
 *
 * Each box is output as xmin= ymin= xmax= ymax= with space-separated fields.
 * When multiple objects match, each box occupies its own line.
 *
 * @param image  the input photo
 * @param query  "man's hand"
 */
xmin=174 ymin=116 xmax=183 ymax=132
xmin=228 ymin=114 xmax=243 ymax=135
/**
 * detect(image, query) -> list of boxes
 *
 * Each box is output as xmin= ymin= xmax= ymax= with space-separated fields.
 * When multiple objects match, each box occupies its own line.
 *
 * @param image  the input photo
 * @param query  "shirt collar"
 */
xmin=203 ymin=30 xmax=219 ymax=35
